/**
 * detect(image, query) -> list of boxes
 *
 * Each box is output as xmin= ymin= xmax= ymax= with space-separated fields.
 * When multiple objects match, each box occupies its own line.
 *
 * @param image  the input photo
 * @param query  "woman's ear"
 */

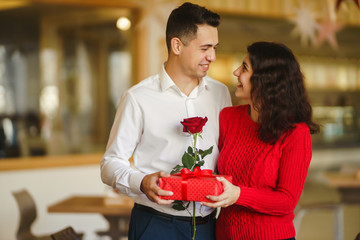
xmin=170 ymin=37 xmax=182 ymax=55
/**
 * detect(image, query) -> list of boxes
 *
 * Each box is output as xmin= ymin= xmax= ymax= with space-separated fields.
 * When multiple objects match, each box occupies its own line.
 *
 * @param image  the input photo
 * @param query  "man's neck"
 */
xmin=165 ymin=61 xmax=200 ymax=96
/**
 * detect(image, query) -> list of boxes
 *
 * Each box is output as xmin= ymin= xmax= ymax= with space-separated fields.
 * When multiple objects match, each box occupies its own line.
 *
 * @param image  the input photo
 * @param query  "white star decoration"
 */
xmin=336 ymin=0 xmax=360 ymax=11
xmin=290 ymin=2 xmax=319 ymax=47
xmin=315 ymin=14 xmax=344 ymax=49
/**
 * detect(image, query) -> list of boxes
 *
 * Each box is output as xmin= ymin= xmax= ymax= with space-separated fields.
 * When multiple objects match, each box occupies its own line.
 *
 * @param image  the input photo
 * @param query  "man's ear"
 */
xmin=170 ymin=37 xmax=183 ymax=55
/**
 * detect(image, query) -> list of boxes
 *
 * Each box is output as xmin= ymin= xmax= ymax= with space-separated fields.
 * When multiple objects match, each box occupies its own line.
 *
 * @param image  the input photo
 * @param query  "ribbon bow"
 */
xmin=180 ymin=166 xmax=213 ymax=178
xmin=177 ymin=167 xmax=213 ymax=201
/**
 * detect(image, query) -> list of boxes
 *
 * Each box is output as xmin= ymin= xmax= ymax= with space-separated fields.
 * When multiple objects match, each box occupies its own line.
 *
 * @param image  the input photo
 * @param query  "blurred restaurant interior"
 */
xmin=0 ymin=0 xmax=360 ymax=239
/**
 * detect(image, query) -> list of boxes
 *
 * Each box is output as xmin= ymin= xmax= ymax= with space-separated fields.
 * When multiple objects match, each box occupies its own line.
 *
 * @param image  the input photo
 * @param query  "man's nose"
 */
xmin=207 ymin=48 xmax=216 ymax=62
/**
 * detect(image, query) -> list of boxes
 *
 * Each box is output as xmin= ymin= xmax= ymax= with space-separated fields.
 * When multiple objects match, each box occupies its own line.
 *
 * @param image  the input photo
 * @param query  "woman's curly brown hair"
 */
xmin=247 ymin=42 xmax=320 ymax=144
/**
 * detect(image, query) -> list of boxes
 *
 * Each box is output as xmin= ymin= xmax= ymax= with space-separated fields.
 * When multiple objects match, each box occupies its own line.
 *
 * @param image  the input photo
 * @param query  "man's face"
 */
xmin=179 ymin=25 xmax=218 ymax=80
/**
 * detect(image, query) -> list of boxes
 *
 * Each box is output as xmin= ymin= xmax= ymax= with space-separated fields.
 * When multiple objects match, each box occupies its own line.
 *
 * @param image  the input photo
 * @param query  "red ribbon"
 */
xmin=180 ymin=166 xmax=213 ymax=178
xmin=179 ymin=167 xmax=213 ymax=200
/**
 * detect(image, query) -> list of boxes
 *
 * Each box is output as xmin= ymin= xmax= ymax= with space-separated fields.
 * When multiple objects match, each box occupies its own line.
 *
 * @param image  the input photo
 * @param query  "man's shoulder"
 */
xmin=204 ymin=76 xmax=231 ymax=98
xmin=204 ymin=76 xmax=228 ymax=89
xmin=127 ymin=74 xmax=160 ymax=94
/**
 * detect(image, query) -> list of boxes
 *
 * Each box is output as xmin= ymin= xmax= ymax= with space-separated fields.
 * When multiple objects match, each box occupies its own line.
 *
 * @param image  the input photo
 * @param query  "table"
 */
xmin=0 ymin=153 xmax=103 ymax=171
xmin=324 ymin=172 xmax=360 ymax=204
xmin=48 ymin=195 xmax=134 ymax=240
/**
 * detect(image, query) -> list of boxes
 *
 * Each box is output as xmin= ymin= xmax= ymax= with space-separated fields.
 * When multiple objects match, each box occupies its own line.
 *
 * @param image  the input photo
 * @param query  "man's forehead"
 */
xmin=178 ymin=25 xmax=218 ymax=46
xmin=193 ymin=37 xmax=219 ymax=47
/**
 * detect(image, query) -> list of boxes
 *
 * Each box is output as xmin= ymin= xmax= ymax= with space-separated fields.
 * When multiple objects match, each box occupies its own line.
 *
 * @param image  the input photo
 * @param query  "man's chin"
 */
xmin=199 ymin=72 xmax=208 ymax=78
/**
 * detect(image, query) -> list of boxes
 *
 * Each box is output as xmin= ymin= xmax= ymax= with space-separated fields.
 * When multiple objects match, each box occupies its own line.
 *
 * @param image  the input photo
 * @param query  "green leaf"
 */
xmin=199 ymin=146 xmax=213 ymax=159
xmin=195 ymin=160 xmax=204 ymax=167
xmin=172 ymin=200 xmax=187 ymax=211
xmin=187 ymin=146 xmax=193 ymax=155
xmin=171 ymin=164 xmax=183 ymax=174
xmin=182 ymin=152 xmax=195 ymax=169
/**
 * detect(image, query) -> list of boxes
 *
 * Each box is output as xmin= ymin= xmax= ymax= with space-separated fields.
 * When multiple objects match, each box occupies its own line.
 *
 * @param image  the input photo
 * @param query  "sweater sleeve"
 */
xmin=235 ymin=125 xmax=312 ymax=216
xmin=218 ymin=107 xmax=230 ymax=151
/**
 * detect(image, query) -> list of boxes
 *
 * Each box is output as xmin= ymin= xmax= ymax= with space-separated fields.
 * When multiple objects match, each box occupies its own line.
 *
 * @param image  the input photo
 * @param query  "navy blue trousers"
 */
xmin=128 ymin=206 xmax=216 ymax=240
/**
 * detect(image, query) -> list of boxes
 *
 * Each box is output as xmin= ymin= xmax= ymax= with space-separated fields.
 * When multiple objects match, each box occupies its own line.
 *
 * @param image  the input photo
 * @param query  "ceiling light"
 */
xmin=116 ymin=17 xmax=131 ymax=31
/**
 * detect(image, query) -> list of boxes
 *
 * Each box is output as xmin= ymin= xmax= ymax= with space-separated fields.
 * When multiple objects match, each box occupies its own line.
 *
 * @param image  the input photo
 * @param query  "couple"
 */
xmin=101 ymin=2 xmax=319 ymax=240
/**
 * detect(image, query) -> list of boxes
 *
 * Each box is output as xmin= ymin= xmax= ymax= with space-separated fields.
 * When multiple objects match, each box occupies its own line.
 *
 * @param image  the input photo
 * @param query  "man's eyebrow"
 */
xmin=200 ymin=43 xmax=219 ymax=48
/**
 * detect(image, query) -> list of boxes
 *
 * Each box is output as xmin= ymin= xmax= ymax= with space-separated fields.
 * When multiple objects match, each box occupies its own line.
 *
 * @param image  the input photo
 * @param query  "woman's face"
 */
xmin=234 ymin=53 xmax=253 ymax=103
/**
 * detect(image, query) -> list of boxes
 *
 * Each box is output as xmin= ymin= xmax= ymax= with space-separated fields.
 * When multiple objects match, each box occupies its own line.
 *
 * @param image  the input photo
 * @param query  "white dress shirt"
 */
xmin=101 ymin=65 xmax=232 ymax=217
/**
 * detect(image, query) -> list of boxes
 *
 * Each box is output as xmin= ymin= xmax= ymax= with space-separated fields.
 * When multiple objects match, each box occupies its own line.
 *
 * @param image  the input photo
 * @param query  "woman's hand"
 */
xmin=201 ymin=176 xmax=240 ymax=208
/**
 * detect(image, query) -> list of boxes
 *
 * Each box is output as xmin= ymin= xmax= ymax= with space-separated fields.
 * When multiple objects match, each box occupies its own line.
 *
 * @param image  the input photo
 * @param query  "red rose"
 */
xmin=180 ymin=117 xmax=208 ymax=134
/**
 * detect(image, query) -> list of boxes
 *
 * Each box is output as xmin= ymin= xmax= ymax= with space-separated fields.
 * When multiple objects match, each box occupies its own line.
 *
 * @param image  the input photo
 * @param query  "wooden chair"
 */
xmin=50 ymin=226 xmax=82 ymax=240
xmin=12 ymin=189 xmax=51 ymax=240
xmin=355 ymin=232 xmax=360 ymax=240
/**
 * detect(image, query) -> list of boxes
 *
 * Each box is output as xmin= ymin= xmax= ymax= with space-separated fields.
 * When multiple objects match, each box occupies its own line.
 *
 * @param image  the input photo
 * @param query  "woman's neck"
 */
xmin=248 ymin=104 xmax=259 ymax=122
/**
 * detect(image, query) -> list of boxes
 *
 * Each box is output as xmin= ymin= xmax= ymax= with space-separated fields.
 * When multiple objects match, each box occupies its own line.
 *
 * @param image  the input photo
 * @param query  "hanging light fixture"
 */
xmin=116 ymin=17 xmax=131 ymax=31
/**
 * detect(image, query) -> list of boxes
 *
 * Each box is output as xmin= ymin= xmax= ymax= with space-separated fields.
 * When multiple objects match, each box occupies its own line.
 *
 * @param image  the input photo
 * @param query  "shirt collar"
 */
xmin=198 ymin=77 xmax=208 ymax=93
xmin=159 ymin=64 xmax=175 ymax=92
xmin=159 ymin=63 xmax=209 ymax=94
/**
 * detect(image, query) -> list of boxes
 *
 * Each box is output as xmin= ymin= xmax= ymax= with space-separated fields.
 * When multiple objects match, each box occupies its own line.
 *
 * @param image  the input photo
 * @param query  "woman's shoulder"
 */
xmin=220 ymin=105 xmax=249 ymax=123
xmin=221 ymin=104 xmax=248 ymax=116
xmin=283 ymin=122 xmax=311 ymax=143
xmin=293 ymin=122 xmax=310 ymax=133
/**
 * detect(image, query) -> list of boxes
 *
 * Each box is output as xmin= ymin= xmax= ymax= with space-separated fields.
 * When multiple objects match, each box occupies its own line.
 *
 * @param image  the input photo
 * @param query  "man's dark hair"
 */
xmin=165 ymin=2 xmax=220 ymax=52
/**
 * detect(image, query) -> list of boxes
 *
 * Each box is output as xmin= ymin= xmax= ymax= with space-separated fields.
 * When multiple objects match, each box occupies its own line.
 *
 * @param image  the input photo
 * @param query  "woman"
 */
xmin=201 ymin=42 xmax=320 ymax=240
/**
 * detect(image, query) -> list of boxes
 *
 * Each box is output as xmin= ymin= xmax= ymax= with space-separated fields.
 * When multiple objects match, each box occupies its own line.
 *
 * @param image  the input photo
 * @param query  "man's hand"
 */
xmin=140 ymin=171 xmax=174 ymax=205
xmin=200 ymin=176 xmax=240 ymax=208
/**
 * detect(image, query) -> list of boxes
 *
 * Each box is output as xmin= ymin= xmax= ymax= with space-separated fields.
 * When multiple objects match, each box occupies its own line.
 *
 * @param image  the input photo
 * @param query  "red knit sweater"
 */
xmin=216 ymin=105 xmax=312 ymax=240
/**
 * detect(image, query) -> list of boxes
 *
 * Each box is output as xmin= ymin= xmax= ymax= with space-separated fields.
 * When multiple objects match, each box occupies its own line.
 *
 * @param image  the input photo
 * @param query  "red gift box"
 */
xmin=159 ymin=167 xmax=233 ymax=202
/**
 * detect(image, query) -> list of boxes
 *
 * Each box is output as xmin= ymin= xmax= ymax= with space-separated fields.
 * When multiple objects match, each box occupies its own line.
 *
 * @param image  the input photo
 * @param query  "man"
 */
xmin=101 ymin=2 xmax=231 ymax=239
